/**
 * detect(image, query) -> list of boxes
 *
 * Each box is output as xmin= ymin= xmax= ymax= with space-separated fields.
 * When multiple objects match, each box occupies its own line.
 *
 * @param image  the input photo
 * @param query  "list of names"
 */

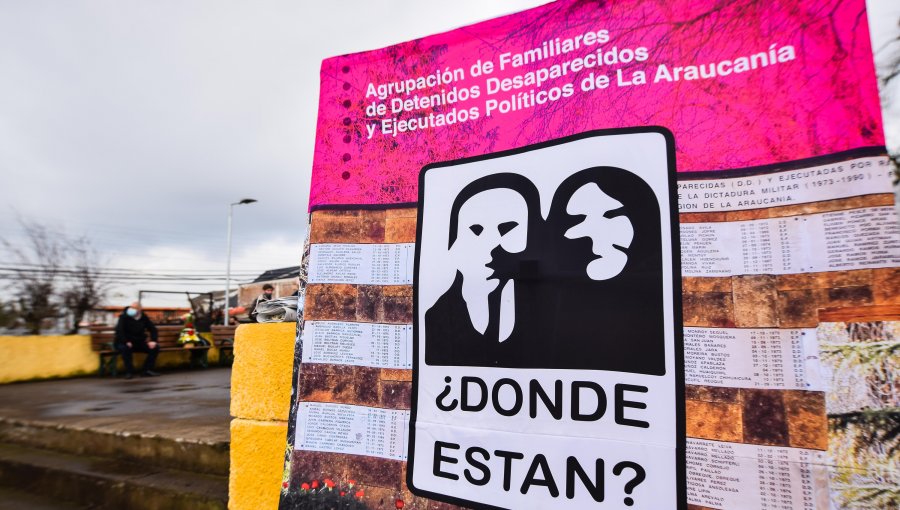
xmin=687 ymin=438 xmax=829 ymax=510
xmin=301 ymin=321 xmax=412 ymax=369
xmin=681 ymin=206 xmax=900 ymax=276
xmin=295 ymin=402 xmax=409 ymax=461
xmin=308 ymin=243 xmax=414 ymax=285
xmin=684 ymin=328 xmax=822 ymax=391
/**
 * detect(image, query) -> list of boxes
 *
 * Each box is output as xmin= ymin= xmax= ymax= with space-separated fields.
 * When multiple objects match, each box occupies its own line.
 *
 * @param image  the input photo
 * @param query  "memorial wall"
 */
xmin=279 ymin=1 xmax=898 ymax=508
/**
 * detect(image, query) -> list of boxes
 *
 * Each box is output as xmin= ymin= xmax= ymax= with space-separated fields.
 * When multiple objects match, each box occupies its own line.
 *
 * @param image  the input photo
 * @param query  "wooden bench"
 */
xmin=211 ymin=325 xmax=238 ymax=367
xmin=89 ymin=325 xmax=211 ymax=376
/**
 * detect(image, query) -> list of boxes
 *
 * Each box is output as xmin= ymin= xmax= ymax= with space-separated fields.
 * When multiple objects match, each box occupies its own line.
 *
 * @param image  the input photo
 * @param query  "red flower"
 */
xmin=324 ymin=478 xmax=335 ymax=489
xmin=395 ymin=499 xmax=405 ymax=509
xmin=340 ymin=491 xmax=346 ymax=497
xmin=311 ymin=480 xmax=320 ymax=489
xmin=301 ymin=483 xmax=310 ymax=491
xmin=282 ymin=482 xmax=289 ymax=489
xmin=348 ymin=479 xmax=356 ymax=487
xmin=355 ymin=490 xmax=364 ymax=498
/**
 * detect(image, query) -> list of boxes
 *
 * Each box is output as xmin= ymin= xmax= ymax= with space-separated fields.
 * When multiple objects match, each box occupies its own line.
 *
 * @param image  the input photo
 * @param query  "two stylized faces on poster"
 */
xmin=409 ymin=130 xmax=685 ymax=510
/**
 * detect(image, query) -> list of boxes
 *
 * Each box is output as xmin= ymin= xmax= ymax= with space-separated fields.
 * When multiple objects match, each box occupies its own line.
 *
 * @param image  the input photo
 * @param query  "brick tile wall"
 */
xmin=291 ymin=194 xmax=897 ymax=506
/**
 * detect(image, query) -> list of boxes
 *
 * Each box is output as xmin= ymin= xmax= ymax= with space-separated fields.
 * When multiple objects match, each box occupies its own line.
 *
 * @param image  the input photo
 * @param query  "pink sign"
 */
xmin=309 ymin=0 xmax=882 ymax=210
xmin=286 ymin=2 xmax=893 ymax=509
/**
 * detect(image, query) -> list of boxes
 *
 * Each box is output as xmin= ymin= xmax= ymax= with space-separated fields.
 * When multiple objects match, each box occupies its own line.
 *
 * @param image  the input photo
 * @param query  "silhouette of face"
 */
xmin=564 ymin=182 xmax=634 ymax=280
xmin=452 ymin=188 xmax=528 ymax=283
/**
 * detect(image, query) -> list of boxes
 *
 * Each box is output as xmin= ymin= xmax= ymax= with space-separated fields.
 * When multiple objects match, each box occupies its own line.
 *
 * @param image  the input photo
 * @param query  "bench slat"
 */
xmin=94 ymin=346 xmax=210 ymax=352
xmin=91 ymin=323 xmax=212 ymax=375
xmin=90 ymin=326 xmax=207 ymax=351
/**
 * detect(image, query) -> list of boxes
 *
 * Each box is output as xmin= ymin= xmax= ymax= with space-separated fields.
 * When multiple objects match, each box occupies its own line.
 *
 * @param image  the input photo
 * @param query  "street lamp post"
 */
xmin=225 ymin=198 xmax=257 ymax=325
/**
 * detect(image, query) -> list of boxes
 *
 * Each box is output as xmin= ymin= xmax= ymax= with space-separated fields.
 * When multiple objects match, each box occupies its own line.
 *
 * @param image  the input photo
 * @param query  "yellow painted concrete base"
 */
xmin=0 ymin=335 xmax=96 ymax=383
xmin=229 ymin=419 xmax=288 ymax=510
xmin=229 ymin=322 xmax=296 ymax=510
xmin=0 ymin=334 xmax=227 ymax=383
xmin=230 ymin=322 xmax=296 ymax=421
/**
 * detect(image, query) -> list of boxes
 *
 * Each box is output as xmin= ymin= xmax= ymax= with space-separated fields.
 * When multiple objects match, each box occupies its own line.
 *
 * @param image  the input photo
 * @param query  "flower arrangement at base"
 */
xmin=178 ymin=312 xmax=201 ymax=346
xmin=280 ymin=477 xmax=370 ymax=509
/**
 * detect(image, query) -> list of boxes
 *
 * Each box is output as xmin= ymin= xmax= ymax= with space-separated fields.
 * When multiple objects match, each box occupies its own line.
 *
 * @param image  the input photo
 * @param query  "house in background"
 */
xmin=238 ymin=266 xmax=302 ymax=309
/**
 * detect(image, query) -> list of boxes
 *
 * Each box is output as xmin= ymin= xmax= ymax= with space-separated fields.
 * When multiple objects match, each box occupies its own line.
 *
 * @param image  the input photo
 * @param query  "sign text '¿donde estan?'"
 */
xmin=429 ymin=375 xmax=651 ymax=504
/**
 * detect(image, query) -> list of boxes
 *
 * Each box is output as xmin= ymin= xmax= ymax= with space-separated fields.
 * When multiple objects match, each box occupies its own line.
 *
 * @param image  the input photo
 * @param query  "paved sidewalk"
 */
xmin=0 ymin=368 xmax=231 ymax=444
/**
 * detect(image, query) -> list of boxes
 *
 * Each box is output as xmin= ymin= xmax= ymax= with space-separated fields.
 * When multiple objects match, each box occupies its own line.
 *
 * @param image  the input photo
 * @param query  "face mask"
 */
xmin=126 ymin=308 xmax=138 ymax=317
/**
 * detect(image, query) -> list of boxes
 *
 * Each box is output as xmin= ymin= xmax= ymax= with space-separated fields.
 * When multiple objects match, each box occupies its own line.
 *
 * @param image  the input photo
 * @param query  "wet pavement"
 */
xmin=0 ymin=368 xmax=231 ymax=444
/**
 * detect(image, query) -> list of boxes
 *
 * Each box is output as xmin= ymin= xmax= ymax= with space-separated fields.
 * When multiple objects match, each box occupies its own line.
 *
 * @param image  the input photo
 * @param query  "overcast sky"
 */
xmin=0 ymin=1 xmax=897 ymax=307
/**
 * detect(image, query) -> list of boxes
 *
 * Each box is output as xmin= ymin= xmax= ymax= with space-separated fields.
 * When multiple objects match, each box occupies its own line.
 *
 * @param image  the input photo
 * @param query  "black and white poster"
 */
xmin=408 ymin=129 xmax=685 ymax=509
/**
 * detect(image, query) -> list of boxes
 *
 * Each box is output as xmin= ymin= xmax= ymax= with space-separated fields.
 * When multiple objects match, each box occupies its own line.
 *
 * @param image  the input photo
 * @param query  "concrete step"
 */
xmin=0 ymin=485 xmax=95 ymax=509
xmin=0 ymin=418 xmax=228 ymax=476
xmin=0 ymin=441 xmax=227 ymax=510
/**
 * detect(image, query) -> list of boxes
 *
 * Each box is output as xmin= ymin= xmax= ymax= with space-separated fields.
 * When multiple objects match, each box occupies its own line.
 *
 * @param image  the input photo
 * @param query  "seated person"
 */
xmin=114 ymin=302 xmax=161 ymax=379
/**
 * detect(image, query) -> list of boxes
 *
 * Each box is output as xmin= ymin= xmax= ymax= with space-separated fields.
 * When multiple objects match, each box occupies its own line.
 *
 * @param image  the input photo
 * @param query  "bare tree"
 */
xmin=0 ymin=301 xmax=18 ymax=329
xmin=1 ymin=219 xmax=110 ymax=334
xmin=1 ymin=219 xmax=65 ymax=334
xmin=60 ymin=236 xmax=110 ymax=334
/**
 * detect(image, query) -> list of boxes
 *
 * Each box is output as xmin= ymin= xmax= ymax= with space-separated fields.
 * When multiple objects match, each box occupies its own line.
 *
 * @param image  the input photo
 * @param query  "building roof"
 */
xmin=97 ymin=306 xmax=190 ymax=312
xmin=251 ymin=266 xmax=301 ymax=283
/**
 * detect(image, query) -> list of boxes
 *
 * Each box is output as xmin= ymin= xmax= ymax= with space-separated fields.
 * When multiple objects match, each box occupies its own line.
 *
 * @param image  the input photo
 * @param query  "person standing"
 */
xmin=114 ymin=302 xmax=161 ymax=379
xmin=249 ymin=284 xmax=274 ymax=322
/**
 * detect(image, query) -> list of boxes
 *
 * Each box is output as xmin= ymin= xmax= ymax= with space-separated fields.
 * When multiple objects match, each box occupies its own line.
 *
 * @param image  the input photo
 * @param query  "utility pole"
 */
xmin=225 ymin=198 xmax=257 ymax=325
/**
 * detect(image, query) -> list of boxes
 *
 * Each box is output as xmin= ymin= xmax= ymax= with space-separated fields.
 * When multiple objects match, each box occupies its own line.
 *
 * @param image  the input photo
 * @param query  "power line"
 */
xmin=0 ymin=268 xmax=268 ymax=284
xmin=0 ymin=271 xmax=260 ymax=280
xmin=0 ymin=271 xmax=260 ymax=282
xmin=0 ymin=262 xmax=265 ymax=276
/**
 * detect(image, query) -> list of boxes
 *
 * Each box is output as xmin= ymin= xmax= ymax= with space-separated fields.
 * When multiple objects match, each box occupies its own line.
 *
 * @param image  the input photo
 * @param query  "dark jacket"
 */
xmin=249 ymin=294 xmax=272 ymax=323
xmin=114 ymin=311 xmax=158 ymax=346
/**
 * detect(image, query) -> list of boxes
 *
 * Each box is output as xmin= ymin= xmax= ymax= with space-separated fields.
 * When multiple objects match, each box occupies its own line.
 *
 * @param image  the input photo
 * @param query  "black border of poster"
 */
xmin=407 ymin=126 xmax=686 ymax=510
